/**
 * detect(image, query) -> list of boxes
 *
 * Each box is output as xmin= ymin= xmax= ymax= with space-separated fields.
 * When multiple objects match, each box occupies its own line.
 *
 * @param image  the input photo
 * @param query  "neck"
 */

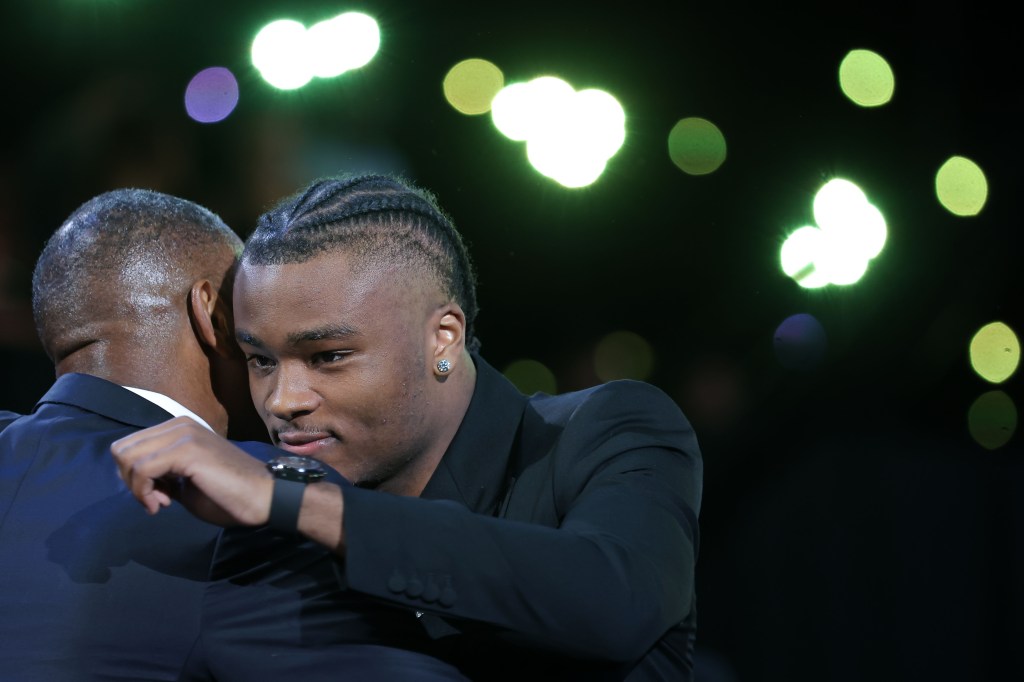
xmin=56 ymin=338 xmax=229 ymax=437
xmin=380 ymin=353 xmax=478 ymax=497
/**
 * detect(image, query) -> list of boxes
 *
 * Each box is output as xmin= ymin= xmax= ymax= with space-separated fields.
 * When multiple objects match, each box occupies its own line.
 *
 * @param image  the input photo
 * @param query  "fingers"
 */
xmin=111 ymin=416 xmax=209 ymax=512
xmin=111 ymin=416 xmax=276 ymax=527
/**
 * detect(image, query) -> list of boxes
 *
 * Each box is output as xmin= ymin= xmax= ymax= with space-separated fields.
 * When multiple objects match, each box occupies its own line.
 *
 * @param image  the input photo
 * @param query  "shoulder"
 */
xmin=521 ymin=379 xmax=701 ymax=475
xmin=528 ymin=379 xmax=693 ymax=436
xmin=0 ymin=410 xmax=22 ymax=433
xmin=229 ymin=439 xmax=281 ymax=463
xmin=515 ymin=380 xmax=702 ymax=523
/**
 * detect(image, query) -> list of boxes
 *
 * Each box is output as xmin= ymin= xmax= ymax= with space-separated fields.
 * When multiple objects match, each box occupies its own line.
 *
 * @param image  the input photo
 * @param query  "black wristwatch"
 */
xmin=266 ymin=455 xmax=328 ymax=532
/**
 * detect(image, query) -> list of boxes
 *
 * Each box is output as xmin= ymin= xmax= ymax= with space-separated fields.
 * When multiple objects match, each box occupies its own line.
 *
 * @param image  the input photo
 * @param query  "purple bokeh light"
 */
xmin=184 ymin=66 xmax=239 ymax=124
xmin=773 ymin=313 xmax=827 ymax=371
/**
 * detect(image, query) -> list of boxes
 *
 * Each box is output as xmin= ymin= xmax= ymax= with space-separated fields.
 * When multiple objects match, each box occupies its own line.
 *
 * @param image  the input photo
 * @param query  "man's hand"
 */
xmin=111 ymin=416 xmax=274 ymax=527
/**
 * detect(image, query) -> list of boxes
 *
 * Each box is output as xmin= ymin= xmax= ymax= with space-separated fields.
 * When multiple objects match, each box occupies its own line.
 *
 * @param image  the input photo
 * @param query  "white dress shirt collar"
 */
xmin=121 ymin=386 xmax=215 ymax=433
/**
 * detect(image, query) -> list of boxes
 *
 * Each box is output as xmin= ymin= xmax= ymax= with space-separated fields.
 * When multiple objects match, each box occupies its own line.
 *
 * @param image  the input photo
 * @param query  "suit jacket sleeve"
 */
xmin=341 ymin=380 xmax=702 ymax=663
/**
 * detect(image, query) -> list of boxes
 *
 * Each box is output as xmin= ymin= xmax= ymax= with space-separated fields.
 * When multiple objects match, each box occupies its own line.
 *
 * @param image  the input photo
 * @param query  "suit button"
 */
xmin=388 ymin=570 xmax=406 ymax=593
xmin=406 ymin=576 xmax=423 ymax=597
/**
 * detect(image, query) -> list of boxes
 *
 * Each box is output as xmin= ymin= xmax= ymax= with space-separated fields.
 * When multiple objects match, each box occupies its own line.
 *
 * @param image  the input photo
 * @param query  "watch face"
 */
xmin=266 ymin=455 xmax=328 ymax=482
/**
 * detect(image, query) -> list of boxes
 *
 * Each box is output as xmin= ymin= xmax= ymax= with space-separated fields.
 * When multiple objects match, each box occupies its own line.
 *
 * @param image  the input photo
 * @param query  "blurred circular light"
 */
xmin=935 ymin=155 xmax=988 ymax=217
xmin=773 ymin=313 xmax=827 ymax=371
xmin=184 ymin=66 xmax=239 ymax=123
xmin=573 ymin=89 xmax=626 ymax=159
xmin=969 ymin=321 xmax=1020 ymax=383
xmin=813 ymin=178 xmax=887 ymax=263
xmin=444 ymin=58 xmax=505 ymax=115
xmin=780 ymin=226 xmax=830 ymax=289
xmin=493 ymin=76 xmax=625 ymax=188
xmin=594 ymin=330 xmax=654 ymax=382
xmin=252 ymin=19 xmax=314 ymax=90
xmin=668 ymin=117 xmax=727 ymax=175
xmin=503 ymin=358 xmax=557 ymax=395
xmin=491 ymin=76 xmax=574 ymax=142
xmin=838 ymin=48 xmax=895 ymax=107
xmin=308 ymin=12 xmax=380 ymax=78
xmin=967 ymin=390 xmax=1017 ymax=450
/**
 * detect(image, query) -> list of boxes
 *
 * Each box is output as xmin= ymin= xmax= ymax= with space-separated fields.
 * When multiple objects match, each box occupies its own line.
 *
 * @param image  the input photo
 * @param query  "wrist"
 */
xmin=264 ymin=454 xmax=328 ymax=533
xmin=296 ymin=482 xmax=346 ymax=554
xmin=267 ymin=478 xmax=307 ymax=533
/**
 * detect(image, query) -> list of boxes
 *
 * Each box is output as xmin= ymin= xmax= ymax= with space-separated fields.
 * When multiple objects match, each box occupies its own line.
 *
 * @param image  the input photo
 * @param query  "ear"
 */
xmin=189 ymin=279 xmax=235 ymax=358
xmin=431 ymin=302 xmax=466 ymax=376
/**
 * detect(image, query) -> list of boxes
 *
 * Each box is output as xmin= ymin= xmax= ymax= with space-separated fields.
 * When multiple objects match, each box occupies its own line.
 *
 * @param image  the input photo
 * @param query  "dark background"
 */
xmin=1 ymin=2 xmax=1019 ymax=680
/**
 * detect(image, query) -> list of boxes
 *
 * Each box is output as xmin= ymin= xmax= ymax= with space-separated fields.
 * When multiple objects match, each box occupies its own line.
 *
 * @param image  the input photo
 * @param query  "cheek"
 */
xmin=247 ymin=374 xmax=274 ymax=411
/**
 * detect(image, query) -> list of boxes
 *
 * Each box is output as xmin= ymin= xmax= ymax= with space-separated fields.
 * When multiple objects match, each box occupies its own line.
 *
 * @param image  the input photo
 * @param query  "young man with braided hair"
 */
xmin=113 ymin=172 xmax=703 ymax=680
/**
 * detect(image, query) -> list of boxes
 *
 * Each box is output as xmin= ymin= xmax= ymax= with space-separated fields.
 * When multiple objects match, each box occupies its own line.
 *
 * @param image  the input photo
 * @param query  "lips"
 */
xmin=276 ymin=431 xmax=335 ymax=456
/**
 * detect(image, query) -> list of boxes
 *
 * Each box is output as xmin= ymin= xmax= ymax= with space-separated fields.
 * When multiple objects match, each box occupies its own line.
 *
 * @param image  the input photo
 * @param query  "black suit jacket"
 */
xmin=184 ymin=354 xmax=700 ymax=681
xmin=0 ymin=374 xmax=223 ymax=681
xmin=340 ymin=353 xmax=703 ymax=680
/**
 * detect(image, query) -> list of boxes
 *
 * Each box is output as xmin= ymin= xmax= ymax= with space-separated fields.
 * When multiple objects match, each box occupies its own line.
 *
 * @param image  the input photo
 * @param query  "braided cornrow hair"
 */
xmin=244 ymin=173 xmax=481 ymax=352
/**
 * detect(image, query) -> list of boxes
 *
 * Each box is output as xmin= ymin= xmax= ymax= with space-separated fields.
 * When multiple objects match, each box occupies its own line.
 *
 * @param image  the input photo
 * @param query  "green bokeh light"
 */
xmin=969 ymin=321 xmax=1020 ymax=384
xmin=967 ymin=390 xmax=1017 ymax=450
xmin=838 ymin=48 xmax=895 ymax=107
xmin=935 ymin=155 xmax=988 ymax=216
xmin=668 ymin=117 xmax=727 ymax=175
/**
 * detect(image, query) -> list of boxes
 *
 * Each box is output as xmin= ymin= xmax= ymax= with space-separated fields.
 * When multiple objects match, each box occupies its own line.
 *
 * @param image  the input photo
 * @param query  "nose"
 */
xmin=266 ymin=364 xmax=319 ymax=420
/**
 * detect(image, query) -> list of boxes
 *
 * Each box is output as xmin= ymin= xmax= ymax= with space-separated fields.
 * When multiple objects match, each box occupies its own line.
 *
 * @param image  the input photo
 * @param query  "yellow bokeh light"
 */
xmin=594 ymin=330 xmax=654 ymax=382
xmin=969 ymin=321 xmax=1020 ymax=383
xmin=935 ymin=155 xmax=988 ymax=217
xmin=668 ymin=117 xmax=726 ymax=175
xmin=967 ymin=390 xmax=1017 ymax=450
xmin=503 ymin=358 xmax=557 ymax=395
xmin=838 ymin=49 xmax=895 ymax=107
xmin=443 ymin=58 xmax=505 ymax=116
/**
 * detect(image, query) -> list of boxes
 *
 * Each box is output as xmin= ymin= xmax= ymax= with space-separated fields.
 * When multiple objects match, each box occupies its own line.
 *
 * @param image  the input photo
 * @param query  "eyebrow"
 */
xmin=235 ymin=325 xmax=360 ymax=348
xmin=286 ymin=324 xmax=360 ymax=345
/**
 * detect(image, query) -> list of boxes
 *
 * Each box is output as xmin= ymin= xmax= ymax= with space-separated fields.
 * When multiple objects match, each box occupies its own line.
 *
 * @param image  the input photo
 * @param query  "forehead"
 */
xmin=234 ymin=253 xmax=434 ymax=339
xmin=237 ymin=253 xmax=372 ymax=313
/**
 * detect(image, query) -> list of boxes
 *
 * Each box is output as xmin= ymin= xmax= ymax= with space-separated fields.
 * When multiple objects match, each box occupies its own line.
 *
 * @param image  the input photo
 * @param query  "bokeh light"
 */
xmin=490 ymin=76 xmax=625 ymax=188
xmin=773 ymin=313 xmax=827 ymax=371
xmin=594 ymin=330 xmax=654 ymax=382
xmin=307 ymin=12 xmax=381 ymax=78
xmin=252 ymin=19 xmax=313 ymax=90
xmin=444 ymin=58 xmax=505 ymax=115
xmin=780 ymin=178 xmax=887 ymax=288
xmin=969 ymin=321 xmax=1020 ymax=384
xmin=935 ymin=155 xmax=988 ymax=216
xmin=252 ymin=13 xmax=380 ymax=90
xmin=503 ymin=358 xmax=557 ymax=395
xmin=967 ymin=390 xmax=1017 ymax=450
xmin=838 ymin=48 xmax=895 ymax=107
xmin=668 ymin=117 xmax=727 ymax=175
xmin=184 ymin=66 xmax=239 ymax=124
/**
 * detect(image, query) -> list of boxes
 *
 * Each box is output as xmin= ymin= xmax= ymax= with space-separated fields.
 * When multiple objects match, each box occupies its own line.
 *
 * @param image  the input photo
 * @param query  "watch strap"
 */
xmin=267 ymin=478 xmax=307 ymax=533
